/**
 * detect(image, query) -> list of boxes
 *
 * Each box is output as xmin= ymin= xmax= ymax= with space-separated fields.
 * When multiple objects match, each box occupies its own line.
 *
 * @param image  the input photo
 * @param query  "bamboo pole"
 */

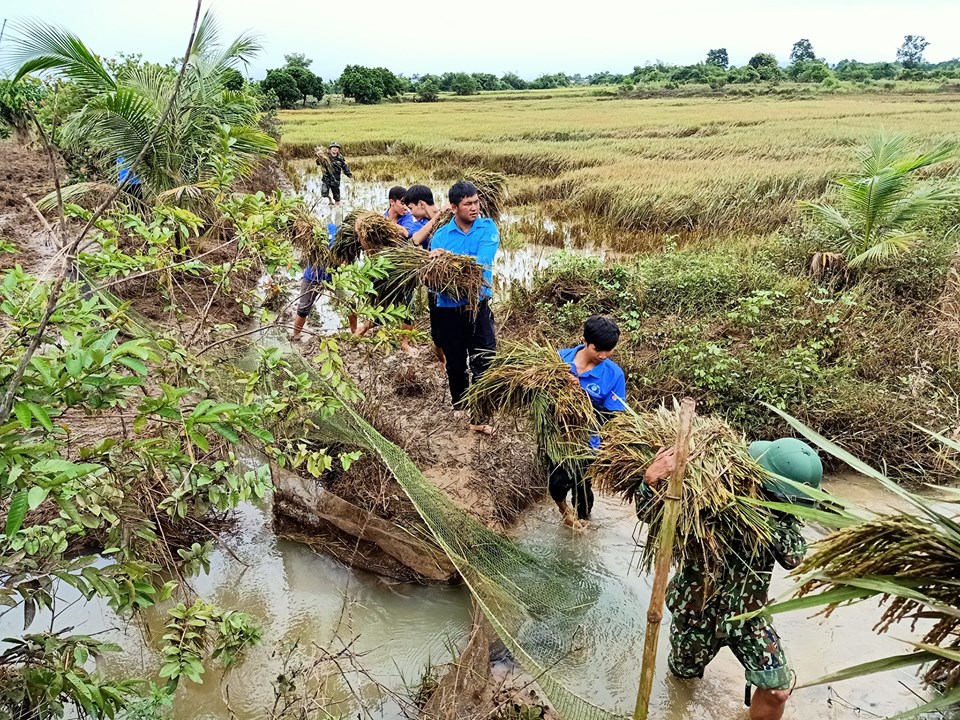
xmin=633 ymin=397 xmax=696 ymax=720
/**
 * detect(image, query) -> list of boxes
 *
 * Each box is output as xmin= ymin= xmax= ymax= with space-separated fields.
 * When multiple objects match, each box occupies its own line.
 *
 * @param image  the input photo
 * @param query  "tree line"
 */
xmin=254 ymin=35 xmax=959 ymax=108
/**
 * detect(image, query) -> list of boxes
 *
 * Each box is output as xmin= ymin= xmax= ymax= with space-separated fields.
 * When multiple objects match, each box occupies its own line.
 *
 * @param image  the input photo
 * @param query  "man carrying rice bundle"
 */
xmin=316 ymin=141 xmax=352 ymax=207
xmin=551 ymin=315 xmax=627 ymax=527
xmin=428 ymin=181 xmax=499 ymax=433
xmin=641 ymin=437 xmax=823 ymax=720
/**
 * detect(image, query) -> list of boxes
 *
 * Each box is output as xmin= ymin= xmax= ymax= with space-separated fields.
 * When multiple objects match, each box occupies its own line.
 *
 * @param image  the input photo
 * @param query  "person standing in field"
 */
xmin=428 ymin=181 xmax=499 ymax=433
xmin=316 ymin=142 xmax=352 ymax=206
xmin=289 ymin=223 xmax=350 ymax=341
xmin=641 ymin=438 xmax=822 ymax=720
xmin=551 ymin=316 xmax=627 ymax=527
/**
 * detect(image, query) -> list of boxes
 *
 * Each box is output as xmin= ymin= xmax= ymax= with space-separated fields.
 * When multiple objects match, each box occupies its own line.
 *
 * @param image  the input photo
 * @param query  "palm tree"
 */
xmin=3 ymin=11 xmax=276 ymax=204
xmin=804 ymin=133 xmax=958 ymax=269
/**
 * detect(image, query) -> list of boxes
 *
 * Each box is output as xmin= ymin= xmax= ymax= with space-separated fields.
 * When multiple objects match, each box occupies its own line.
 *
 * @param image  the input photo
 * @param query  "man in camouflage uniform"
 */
xmin=642 ymin=438 xmax=823 ymax=720
xmin=316 ymin=141 xmax=353 ymax=206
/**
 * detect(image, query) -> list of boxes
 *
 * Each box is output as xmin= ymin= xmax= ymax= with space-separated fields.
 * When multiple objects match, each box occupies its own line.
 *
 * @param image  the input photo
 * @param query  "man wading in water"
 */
xmin=428 ymin=181 xmax=499 ymax=434
xmin=550 ymin=316 xmax=627 ymax=527
xmin=642 ymin=438 xmax=823 ymax=720
xmin=316 ymin=142 xmax=352 ymax=207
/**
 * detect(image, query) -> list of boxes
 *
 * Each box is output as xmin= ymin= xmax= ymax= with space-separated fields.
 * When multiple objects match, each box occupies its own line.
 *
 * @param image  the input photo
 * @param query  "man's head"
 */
xmin=329 ymin=142 xmax=341 ymax=156
xmin=749 ymin=438 xmax=823 ymax=504
xmin=582 ymin=315 xmax=620 ymax=362
xmin=388 ymin=185 xmax=409 ymax=218
xmin=404 ymin=185 xmax=436 ymax=219
xmin=449 ymin=181 xmax=480 ymax=225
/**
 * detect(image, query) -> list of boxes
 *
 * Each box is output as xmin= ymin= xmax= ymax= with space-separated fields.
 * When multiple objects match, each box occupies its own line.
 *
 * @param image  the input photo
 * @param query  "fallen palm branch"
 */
xmin=373 ymin=245 xmax=487 ymax=310
xmin=589 ymin=406 xmax=773 ymax=573
xmin=466 ymin=342 xmax=597 ymax=464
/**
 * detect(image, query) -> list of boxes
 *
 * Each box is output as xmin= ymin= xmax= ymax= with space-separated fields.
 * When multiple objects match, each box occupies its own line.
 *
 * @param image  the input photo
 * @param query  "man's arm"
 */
xmin=342 ymin=159 xmax=353 ymax=179
xmin=474 ymin=224 xmax=499 ymax=271
xmin=771 ymin=518 xmax=807 ymax=569
xmin=411 ymin=212 xmax=440 ymax=247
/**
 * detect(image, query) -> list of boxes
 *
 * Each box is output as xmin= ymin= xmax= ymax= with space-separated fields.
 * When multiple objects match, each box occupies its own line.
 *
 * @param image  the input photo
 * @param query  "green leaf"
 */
xmin=117 ymin=356 xmax=148 ymax=375
xmin=189 ymin=431 xmax=210 ymax=452
xmin=27 ymin=486 xmax=48 ymax=510
xmin=886 ymin=683 xmax=960 ymax=720
xmin=5 ymin=490 xmax=28 ymax=537
xmin=13 ymin=402 xmax=32 ymax=430
xmin=796 ymin=650 xmax=933 ymax=688
xmin=25 ymin=403 xmax=52 ymax=432
xmin=210 ymin=422 xmax=240 ymax=443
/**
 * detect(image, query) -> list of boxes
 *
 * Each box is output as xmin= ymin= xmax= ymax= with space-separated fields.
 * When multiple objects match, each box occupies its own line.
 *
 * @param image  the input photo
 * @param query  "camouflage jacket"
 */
xmin=665 ymin=519 xmax=807 ymax=625
xmin=319 ymin=154 xmax=352 ymax=185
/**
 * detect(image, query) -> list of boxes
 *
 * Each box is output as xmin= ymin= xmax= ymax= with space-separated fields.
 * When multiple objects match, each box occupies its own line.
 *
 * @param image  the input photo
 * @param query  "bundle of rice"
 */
xmin=589 ymin=406 xmax=774 ymax=572
xmin=354 ymin=211 xmax=409 ymax=252
xmin=330 ymin=209 xmax=366 ymax=264
xmin=374 ymin=245 xmax=487 ymax=310
xmin=792 ymin=507 xmax=960 ymax=692
xmin=466 ymin=342 xmax=598 ymax=463
xmin=463 ymin=168 xmax=508 ymax=222
xmin=288 ymin=208 xmax=330 ymax=266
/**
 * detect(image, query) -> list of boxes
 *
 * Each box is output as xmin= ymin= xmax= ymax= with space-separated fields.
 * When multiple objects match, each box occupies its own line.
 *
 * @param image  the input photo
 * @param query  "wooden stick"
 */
xmin=633 ymin=396 xmax=696 ymax=720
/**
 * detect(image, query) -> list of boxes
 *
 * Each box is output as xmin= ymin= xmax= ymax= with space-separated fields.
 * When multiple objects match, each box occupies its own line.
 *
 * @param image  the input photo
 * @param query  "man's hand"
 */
xmin=644 ymin=447 xmax=677 ymax=487
xmin=429 ymin=248 xmax=451 ymax=258
xmin=565 ymin=371 xmax=580 ymax=388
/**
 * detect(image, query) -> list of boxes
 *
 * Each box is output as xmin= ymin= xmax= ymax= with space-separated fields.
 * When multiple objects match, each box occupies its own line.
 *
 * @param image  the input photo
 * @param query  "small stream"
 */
xmin=0 ymin=472 xmax=936 ymax=719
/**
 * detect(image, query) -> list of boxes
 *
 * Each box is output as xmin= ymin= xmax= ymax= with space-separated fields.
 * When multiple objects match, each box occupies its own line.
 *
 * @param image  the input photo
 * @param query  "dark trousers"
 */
xmin=430 ymin=300 xmax=496 ymax=410
xmin=548 ymin=460 xmax=594 ymax=519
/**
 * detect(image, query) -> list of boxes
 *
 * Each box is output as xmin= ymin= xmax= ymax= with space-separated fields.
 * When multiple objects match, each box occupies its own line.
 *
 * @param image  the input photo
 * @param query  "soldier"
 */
xmin=642 ymin=438 xmax=823 ymax=720
xmin=316 ymin=141 xmax=353 ymax=206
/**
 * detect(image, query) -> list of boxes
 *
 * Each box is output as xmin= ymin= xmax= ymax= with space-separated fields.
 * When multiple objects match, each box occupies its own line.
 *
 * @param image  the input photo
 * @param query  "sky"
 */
xmin=0 ymin=0 xmax=958 ymax=81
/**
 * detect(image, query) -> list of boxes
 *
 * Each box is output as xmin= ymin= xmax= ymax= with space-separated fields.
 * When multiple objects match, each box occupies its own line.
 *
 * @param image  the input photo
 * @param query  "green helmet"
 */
xmin=748 ymin=438 xmax=823 ymax=504
xmin=329 ymin=141 xmax=341 ymax=149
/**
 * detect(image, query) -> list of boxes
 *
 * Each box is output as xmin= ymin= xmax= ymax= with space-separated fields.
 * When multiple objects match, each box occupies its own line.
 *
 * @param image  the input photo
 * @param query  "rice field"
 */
xmin=280 ymin=89 xmax=960 ymax=238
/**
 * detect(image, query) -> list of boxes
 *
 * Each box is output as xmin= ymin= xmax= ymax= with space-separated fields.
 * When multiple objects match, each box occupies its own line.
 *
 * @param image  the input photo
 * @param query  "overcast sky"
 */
xmin=1 ymin=0 xmax=958 ymax=80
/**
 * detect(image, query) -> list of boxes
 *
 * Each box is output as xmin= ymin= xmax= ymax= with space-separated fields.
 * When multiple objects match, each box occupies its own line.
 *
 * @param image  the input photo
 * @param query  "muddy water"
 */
xmin=0 ymin=473 xmax=936 ymax=719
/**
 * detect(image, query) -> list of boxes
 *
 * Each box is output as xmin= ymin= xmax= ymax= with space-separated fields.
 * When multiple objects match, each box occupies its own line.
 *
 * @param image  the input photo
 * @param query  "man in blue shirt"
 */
xmin=552 ymin=315 xmax=627 ymax=526
xmin=116 ymin=155 xmax=143 ymax=201
xmin=428 ymin=181 xmax=499 ymax=433
xmin=403 ymin=185 xmax=440 ymax=249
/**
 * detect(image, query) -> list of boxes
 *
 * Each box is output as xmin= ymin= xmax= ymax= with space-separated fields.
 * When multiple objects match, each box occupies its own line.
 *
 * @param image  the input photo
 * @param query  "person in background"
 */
xmin=116 ymin=155 xmax=143 ymax=201
xmin=550 ymin=315 xmax=627 ymax=527
xmin=404 ymin=184 xmax=441 ymax=249
xmin=289 ymin=223 xmax=353 ymax=340
xmin=317 ymin=142 xmax=352 ymax=206
xmin=642 ymin=438 xmax=822 ymax=720
xmin=428 ymin=181 xmax=499 ymax=433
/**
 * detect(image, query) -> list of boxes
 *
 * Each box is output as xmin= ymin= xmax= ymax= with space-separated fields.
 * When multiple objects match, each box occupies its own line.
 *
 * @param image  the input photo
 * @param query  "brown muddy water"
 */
xmin=0 ymin=471 xmax=939 ymax=719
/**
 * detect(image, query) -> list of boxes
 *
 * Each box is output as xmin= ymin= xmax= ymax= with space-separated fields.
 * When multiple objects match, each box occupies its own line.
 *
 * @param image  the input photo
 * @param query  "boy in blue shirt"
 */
xmin=289 ymin=223 xmax=350 ymax=340
xmin=552 ymin=315 xmax=627 ymax=526
xmin=428 ymin=181 xmax=499 ymax=433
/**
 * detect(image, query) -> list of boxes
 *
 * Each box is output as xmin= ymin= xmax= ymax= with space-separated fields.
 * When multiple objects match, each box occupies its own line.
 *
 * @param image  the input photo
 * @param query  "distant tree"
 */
xmin=471 ymin=72 xmax=500 ymax=91
xmin=789 ymin=60 xmax=833 ymax=83
xmin=339 ymin=65 xmax=384 ymax=104
xmin=284 ymin=52 xmax=312 ymax=69
xmin=747 ymin=53 xmax=783 ymax=81
xmin=396 ymin=74 xmax=414 ymax=94
xmin=449 ymin=72 xmax=478 ymax=96
xmin=500 ymin=72 xmax=527 ymax=90
xmin=285 ymin=66 xmax=324 ymax=105
xmin=588 ymin=71 xmax=624 ymax=85
xmin=789 ymin=39 xmax=816 ymax=64
xmin=416 ymin=78 xmax=440 ymax=102
xmin=375 ymin=67 xmax=402 ymax=97
xmin=530 ymin=73 xmax=570 ymax=89
xmin=222 ymin=67 xmax=245 ymax=91
xmin=897 ymin=35 xmax=929 ymax=69
xmin=261 ymin=68 xmax=300 ymax=108
xmin=706 ymin=48 xmax=729 ymax=68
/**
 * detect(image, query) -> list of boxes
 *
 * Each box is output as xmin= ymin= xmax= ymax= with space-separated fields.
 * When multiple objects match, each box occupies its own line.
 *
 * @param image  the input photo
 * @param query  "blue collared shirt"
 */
xmin=558 ymin=344 xmax=627 ymax=449
xmin=304 ymin=222 xmax=338 ymax=283
xmin=383 ymin=210 xmax=423 ymax=239
xmin=430 ymin=217 xmax=499 ymax=307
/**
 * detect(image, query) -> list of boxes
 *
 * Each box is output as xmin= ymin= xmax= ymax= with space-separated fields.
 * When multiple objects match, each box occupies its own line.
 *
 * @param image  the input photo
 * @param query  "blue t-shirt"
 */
xmin=430 ymin=217 xmax=499 ymax=308
xmin=116 ymin=155 xmax=141 ymax=186
xmin=304 ymin=222 xmax=338 ymax=282
xmin=558 ymin=344 xmax=627 ymax=449
xmin=407 ymin=216 xmax=430 ymax=247
xmin=383 ymin=210 xmax=423 ymax=239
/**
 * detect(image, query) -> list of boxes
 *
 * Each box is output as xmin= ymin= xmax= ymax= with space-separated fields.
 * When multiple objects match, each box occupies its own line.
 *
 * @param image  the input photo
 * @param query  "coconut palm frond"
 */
xmin=885 ymin=182 xmax=960 ymax=228
xmin=7 ymin=19 xmax=115 ymax=92
xmin=847 ymin=231 xmax=918 ymax=268
xmin=801 ymin=200 xmax=854 ymax=236
xmin=36 ymin=182 xmax=121 ymax=212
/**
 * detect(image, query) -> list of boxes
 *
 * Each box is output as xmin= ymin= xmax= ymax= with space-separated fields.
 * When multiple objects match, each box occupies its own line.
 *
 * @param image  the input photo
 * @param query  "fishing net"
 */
xmin=311 ymin=374 xmax=629 ymax=720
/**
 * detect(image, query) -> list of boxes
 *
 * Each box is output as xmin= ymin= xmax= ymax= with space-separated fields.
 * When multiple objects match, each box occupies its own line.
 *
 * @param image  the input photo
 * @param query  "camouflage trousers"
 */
xmin=667 ymin=608 xmax=793 ymax=690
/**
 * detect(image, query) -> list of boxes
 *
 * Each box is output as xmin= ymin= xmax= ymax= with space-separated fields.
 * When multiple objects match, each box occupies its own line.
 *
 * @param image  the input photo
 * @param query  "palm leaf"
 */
xmin=848 ymin=231 xmax=917 ymax=268
xmin=7 ymin=19 xmax=114 ymax=92
xmin=796 ymin=650 xmax=936 ymax=689
xmin=886 ymin=684 xmax=960 ymax=720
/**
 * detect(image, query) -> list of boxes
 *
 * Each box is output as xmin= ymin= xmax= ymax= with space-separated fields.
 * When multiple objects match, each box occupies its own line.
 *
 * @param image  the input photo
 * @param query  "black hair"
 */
xmin=388 ymin=185 xmax=407 ymax=202
xmin=584 ymin=315 xmax=620 ymax=352
xmin=448 ymin=181 xmax=479 ymax=206
xmin=403 ymin=184 xmax=435 ymax=206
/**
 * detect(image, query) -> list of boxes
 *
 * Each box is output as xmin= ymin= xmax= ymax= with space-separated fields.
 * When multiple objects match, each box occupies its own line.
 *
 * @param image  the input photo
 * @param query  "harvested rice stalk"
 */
xmin=463 ymin=169 xmax=508 ymax=222
xmin=793 ymin=509 xmax=960 ymax=691
xmin=355 ymin=211 xmax=409 ymax=252
xmin=331 ymin=209 xmax=366 ymax=264
xmin=288 ymin=208 xmax=329 ymax=266
xmin=374 ymin=245 xmax=487 ymax=310
xmin=589 ymin=406 xmax=774 ymax=572
xmin=467 ymin=342 xmax=598 ymax=463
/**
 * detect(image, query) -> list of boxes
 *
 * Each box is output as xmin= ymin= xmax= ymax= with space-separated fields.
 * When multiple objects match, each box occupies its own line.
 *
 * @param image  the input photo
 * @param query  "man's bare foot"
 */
xmin=401 ymin=341 xmax=415 ymax=355
xmin=453 ymin=409 xmax=467 ymax=421
xmin=288 ymin=332 xmax=301 ymax=342
xmin=469 ymin=423 xmax=495 ymax=435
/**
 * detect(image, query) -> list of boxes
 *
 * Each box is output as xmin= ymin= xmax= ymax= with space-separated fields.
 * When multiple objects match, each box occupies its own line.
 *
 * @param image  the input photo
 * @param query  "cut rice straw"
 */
xmin=374 ymin=245 xmax=488 ymax=311
xmin=589 ymin=403 xmax=774 ymax=573
xmin=467 ymin=342 xmax=598 ymax=464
